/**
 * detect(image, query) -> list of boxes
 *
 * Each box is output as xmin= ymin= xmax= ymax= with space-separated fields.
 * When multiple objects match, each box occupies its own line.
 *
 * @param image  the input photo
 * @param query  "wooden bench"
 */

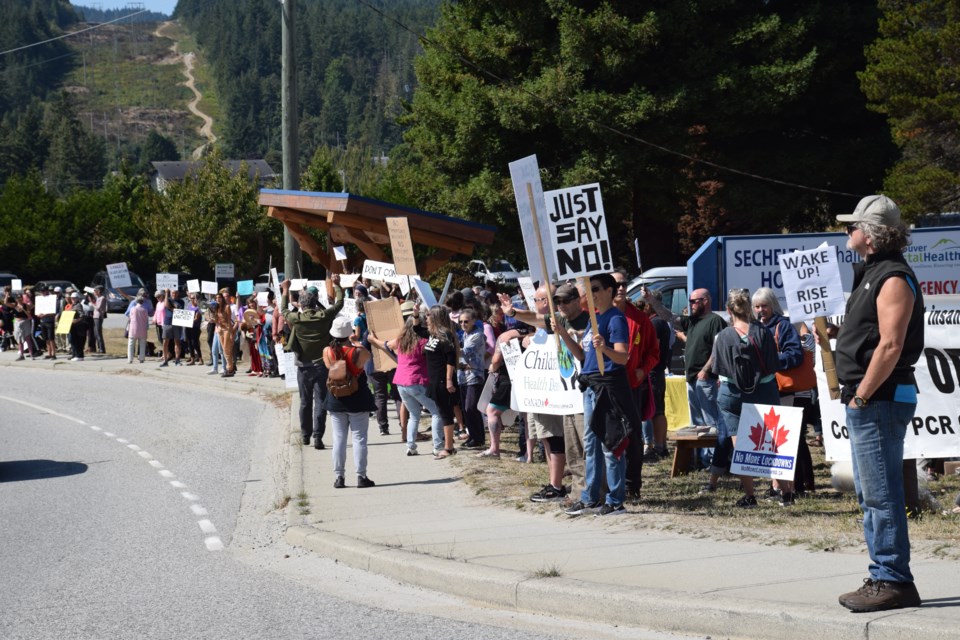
xmin=667 ymin=431 xmax=719 ymax=478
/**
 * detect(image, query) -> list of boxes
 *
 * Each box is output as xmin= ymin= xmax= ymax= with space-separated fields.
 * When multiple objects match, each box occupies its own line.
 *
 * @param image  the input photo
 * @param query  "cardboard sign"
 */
xmin=215 ymin=263 xmax=235 ymax=279
xmin=186 ymin=279 xmax=200 ymax=294
xmin=510 ymin=330 xmax=583 ymax=415
xmin=107 ymin=262 xmax=132 ymax=288
xmin=256 ymin=291 xmax=270 ymax=307
xmin=11 ymin=278 xmax=21 ymax=292
xmin=35 ymin=294 xmax=57 ymax=316
xmin=156 ymin=273 xmax=178 ymax=291
xmin=236 ymin=280 xmax=254 ymax=296
xmin=508 ymin=155 xmax=555 ymax=285
xmin=334 ymin=246 xmax=348 ymax=261
xmin=730 ymin=403 xmax=804 ymax=480
xmin=365 ymin=297 xmax=404 ymax=372
xmin=172 ymin=308 xmax=195 ymax=328
xmin=56 ymin=310 xmax=75 ymax=334
xmin=361 ymin=260 xmax=403 ymax=284
xmin=544 ymin=183 xmax=611 ymax=279
xmin=411 ymin=276 xmax=437 ymax=308
xmin=201 ymin=280 xmax=218 ymax=295
xmin=777 ymin=244 xmax=846 ymax=322
xmin=517 ymin=276 xmax=537 ymax=311
xmin=386 ymin=217 xmax=418 ymax=275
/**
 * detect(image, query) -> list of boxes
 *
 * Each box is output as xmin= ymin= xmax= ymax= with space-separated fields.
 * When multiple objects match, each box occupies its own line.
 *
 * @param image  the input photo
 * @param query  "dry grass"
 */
xmin=453 ymin=422 xmax=960 ymax=560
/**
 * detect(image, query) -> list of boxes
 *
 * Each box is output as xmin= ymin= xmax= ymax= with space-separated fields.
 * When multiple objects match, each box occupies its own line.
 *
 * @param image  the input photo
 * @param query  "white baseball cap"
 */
xmin=836 ymin=195 xmax=901 ymax=227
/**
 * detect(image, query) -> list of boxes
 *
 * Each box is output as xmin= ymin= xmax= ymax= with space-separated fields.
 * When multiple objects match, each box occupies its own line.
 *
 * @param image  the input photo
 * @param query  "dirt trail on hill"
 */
xmin=154 ymin=22 xmax=216 ymax=159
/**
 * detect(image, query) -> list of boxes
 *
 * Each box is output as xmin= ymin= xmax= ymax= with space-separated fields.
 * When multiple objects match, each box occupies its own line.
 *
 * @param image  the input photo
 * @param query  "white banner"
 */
xmin=215 ymin=263 xmax=234 ymax=279
xmin=35 ymin=294 xmax=57 ymax=316
xmin=730 ymin=404 xmax=804 ymax=480
xmin=186 ymin=279 xmax=200 ymax=294
xmin=544 ymin=183 xmax=611 ymax=279
xmin=172 ymin=308 xmax=194 ymax=328
xmin=201 ymin=280 xmax=218 ymax=295
xmin=820 ymin=305 xmax=960 ymax=461
xmin=107 ymin=262 xmax=132 ymax=288
xmin=777 ymin=244 xmax=845 ymax=321
xmin=510 ymin=330 xmax=582 ymax=415
xmin=156 ymin=273 xmax=178 ymax=291
xmin=361 ymin=260 xmax=403 ymax=284
xmin=509 ymin=155 xmax=555 ymax=285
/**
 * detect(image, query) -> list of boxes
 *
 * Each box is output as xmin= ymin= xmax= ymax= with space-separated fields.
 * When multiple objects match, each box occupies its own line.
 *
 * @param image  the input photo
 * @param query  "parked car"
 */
xmin=90 ymin=270 xmax=149 ymax=313
xmin=0 ymin=272 xmax=19 ymax=289
xmin=469 ymin=259 xmax=525 ymax=290
xmin=627 ymin=266 xmax=688 ymax=375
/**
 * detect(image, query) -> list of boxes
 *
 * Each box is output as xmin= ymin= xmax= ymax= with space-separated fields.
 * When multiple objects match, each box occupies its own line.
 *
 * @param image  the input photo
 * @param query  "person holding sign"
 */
xmin=159 ymin=289 xmax=185 ymax=367
xmin=833 ymin=195 xmax=924 ymax=613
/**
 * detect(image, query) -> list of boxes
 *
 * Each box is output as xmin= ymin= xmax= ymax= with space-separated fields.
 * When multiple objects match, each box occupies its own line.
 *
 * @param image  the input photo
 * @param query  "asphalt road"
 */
xmin=0 ymin=367 xmax=681 ymax=640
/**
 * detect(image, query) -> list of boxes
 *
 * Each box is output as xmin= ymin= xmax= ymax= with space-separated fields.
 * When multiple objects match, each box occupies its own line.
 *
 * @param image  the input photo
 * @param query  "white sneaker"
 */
xmin=70 ymin=357 xmax=81 ymax=362
xmin=127 ymin=359 xmax=133 ymax=364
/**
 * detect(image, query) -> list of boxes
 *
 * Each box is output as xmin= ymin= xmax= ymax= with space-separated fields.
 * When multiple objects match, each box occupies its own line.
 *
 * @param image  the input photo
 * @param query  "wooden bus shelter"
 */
xmin=259 ymin=189 xmax=497 ymax=275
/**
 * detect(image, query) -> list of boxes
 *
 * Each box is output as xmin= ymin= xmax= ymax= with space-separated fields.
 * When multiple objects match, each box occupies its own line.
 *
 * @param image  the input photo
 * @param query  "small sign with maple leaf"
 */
xmin=731 ymin=403 xmax=805 ymax=480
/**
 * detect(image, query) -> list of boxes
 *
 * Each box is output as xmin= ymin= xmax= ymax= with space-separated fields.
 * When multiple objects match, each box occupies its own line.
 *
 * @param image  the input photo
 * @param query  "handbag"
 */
xmin=774 ymin=324 xmax=816 ymax=393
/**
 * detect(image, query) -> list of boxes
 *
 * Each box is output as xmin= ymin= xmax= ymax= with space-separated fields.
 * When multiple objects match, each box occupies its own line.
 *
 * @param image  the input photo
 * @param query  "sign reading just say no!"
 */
xmin=544 ymin=183 xmax=611 ymax=279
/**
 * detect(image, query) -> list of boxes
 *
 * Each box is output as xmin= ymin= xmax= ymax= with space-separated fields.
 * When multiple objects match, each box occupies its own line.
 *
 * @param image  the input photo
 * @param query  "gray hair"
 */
xmin=859 ymin=221 xmax=911 ymax=254
xmin=751 ymin=287 xmax=784 ymax=316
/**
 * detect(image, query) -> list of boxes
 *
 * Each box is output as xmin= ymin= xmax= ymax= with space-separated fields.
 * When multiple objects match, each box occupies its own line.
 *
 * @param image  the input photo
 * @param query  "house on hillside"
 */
xmin=151 ymin=160 xmax=278 ymax=194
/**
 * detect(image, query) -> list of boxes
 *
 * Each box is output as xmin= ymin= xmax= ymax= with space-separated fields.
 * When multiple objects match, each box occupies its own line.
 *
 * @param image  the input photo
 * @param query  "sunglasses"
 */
xmin=553 ymin=296 xmax=577 ymax=305
xmin=689 ymin=297 xmax=706 ymax=304
xmin=614 ymin=281 xmax=628 ymax=289
xmin=846 ymin=224 xmax=859 ymax=235
xmin=590 ymin=286 xmax=604 ymax=293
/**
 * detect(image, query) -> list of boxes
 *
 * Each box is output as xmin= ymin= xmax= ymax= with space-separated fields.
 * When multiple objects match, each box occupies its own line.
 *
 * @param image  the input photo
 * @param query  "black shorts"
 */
xmin=430 ymin=385 xmax=458 ymax=425
xmin=490 ymin=371 xmax=512 ymax=409
xmin=649 ymin=369 xmax=666 ymax=416
xmin=41 ymin=320 xmax=56 ymax=342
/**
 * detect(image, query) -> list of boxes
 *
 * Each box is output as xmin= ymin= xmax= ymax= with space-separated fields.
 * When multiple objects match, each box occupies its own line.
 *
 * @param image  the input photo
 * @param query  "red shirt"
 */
xmin=622 ymin=302 xmax=660 ymax=389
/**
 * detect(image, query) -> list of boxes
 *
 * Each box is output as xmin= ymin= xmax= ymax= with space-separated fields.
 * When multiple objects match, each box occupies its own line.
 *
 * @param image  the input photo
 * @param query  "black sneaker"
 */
xmin=779 ymin=492 xmax=795 ymax=507
xmin=302 ymin=436 xmax=311 ymax=445
xmin=655 ymin=447 xmax=669 ymax=458
xmin=764 ymin=487 xmax=781 ymax=502
xmin=642 ymin=448 xmax=659 ymax=463
xmin=735 ymin=495 xmax=758 ymax=509
xmin=379 ymin=428 xmax=389 ymax=436
xmin=530 ymin=484 xmax=567 ymax=503
xmin=357 ymin=475 xmax=375 ymax=488
xmin=314 ymin=441 xmax=325 ymax=450
xmin=333 ymin=476 xmax=345 ymax=489
xmin=563 ymin=500 xmax=602 ymax=516
xmin=462 ymin=440 xmax=484 ymax=450
xmin=838 ymin=578 xmax=921 ymax=612
xmin=597 ymin=503 xmax=627 ymax=516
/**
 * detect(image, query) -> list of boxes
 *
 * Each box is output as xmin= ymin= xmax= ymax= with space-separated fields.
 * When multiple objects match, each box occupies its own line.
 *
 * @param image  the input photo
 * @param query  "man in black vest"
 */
xmin=834 ymin=195 xmax=924 ymax=613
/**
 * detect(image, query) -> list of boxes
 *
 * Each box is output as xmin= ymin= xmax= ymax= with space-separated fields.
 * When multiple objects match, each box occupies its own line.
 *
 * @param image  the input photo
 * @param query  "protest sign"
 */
xmin=256 ymin=291 xmax=270 ymax=307
xmin=510 ymin=330 xmax=583 ymax=415
xmin=201 ymin=281 xmax=218 ymax=295
xmin=334 ymin=246 xmax=348 ymax=261
xmin=438 ymin=273 xmax=453 ymax=307
xmin=361 ymin=260 xmax=403 ymax=284
xmin=172 ymin=308 xmax=194 ymax=328
xmin=270 ymin=267 xmax=280 ymax=292
xmin=509 ymin=155 xmax=555 ymax=285
xmin=730 ymin=403 xmax=804 ymax=480
xmin=35 ymin=295 xmax=57 ymax=315
xmin=365 ymin=297 xmax=404 ymax=372
xmin=186 ymin=279 xmax=200 ymax=294
xmin=276 ymin=351 xmax=299 ymax=389
xmin=11 ymin=279 xmax=21 ymax=291
xmin=478 ymin=370 xmax=517 ymax=427
xmin=544 ymin=183 xmax=611 ymax=279
xmin=339 ymin=274 xmax=360 ymax=288
xmin=289 ymin=278 xmax=307 ymax=292
xmin=306 ymin=279 xmax=324 ymax=292
xmin=56 ymin=311 xmax=75 ymax=334
xmin=337 ymin=297 xmax=357 ymax=322
xmin=237 ymin=280 xmax=254 ymax=296
xmin=777 ymin=244 xmax=845 ymax=321
xmin=156 ymin=273 xmax=178 ymax=291
xmin=215 ymin=263 xmax=235 ymax=280
xmin=107 ymin=263 xmax=132 ymax=288
xmin=411 ymin=277 xmax=437 ymax=308
xmin=499 ymin=338 xmax=522 ymax=375
xmin=820 ymin=304 xmax=960 ymax=461
xmin=398 ymin=277 xmax=411 ymax=296
xmin=634 ymin=238 xmax=643 ymax=272
xmin=84 ymin=286 xmax=96 ymax=294
xmin=517 ymin=276 xmax=537 ymax=311
xmin=386 ymin=217 xmax=418 ymax=276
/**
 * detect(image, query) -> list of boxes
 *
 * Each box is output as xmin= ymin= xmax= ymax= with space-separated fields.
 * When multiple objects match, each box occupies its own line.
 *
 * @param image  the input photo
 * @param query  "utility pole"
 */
xmin=281 ymin=0 xmax=302 ymax=279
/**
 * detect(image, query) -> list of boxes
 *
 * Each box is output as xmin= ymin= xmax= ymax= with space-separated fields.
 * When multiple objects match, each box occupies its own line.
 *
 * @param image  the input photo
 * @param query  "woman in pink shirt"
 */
xmin=127 ymin=295 xmax=149 ymax=363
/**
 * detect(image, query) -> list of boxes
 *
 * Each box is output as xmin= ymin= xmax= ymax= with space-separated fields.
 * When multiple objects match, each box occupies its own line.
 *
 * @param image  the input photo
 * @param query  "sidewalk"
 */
xmin=6 ymin=354 xmax=959 ymax=639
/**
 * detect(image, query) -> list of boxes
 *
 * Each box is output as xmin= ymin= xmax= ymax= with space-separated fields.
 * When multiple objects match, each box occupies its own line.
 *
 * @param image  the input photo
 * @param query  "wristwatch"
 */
xmin=853 ymin=395 xmax=868 ymax=408
xmin=506 ymin=308 xmax=516 ymax=317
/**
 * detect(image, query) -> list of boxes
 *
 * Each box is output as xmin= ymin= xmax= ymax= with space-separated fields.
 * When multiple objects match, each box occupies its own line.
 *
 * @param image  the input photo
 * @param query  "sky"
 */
xmin=81 ymin=1 xmax=177 ymax=17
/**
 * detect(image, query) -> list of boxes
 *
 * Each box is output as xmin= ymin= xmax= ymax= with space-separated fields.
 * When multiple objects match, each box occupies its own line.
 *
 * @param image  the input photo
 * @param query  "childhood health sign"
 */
xmin=544 ymin=183 xmax=612 ymax=279
xmin=510 ymin=330 xmax=583 ymax=415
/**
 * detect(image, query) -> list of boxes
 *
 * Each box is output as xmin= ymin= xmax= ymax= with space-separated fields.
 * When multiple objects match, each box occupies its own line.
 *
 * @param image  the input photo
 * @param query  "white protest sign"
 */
xmin=544 ymin=183 xmax=611 ymax=279
xmin=107 ymin=262 xmax=132 ymax=288
xmin=215 ymin=263 xmax=235 ymax=280
xmin=339 ymin=274 xmax=360 ymax=288
xmin=270 ymin=267 xmax=280 ymax=291
xmin=277 ymin=351 xmax=299 ymax=389
xmin=83 ymin=286 xmax=96 ymax=294
xmin=289 ymin=278 xmax=307 ymax=292
xmin=411 ymin=276 xmax=437 ymax=308
xmin=172 ymin=308 xmax=194 ymax=328
xmin=201 ymin=280 xmax=218 ymax=295
xmin=306 ymin=280 xmax=324 ymax=292
xmin=256 ymin=292 xmax=270 ymax=307
xmin=156 ymin=273 xmax=178 ymax=291
xmin=730 ymin=404 xmax=804 ymax=480
xmin=399 ymin=277 xmax=411 ymax=297
xmin=438 ymin=273 xmax=454 ymax=308
xmin=499 ymin=338 xmax=523 ymax=375
xmin=820 ymin=304 xmax=960 ymax=461
xmin=634 ymin=238 xmax=643 ymax=272
xmin=337 ymin=297 xmax=357 ymax=321
xmin=334 ymin=246 xmax=348 ymax=261
xmin=186 ymin=279 xmax=200 ymax=294
xmin=777 ymin=244 xmax=845 ymax=321
xmin=509 ymin=155 xmax=555 ymax=285
xmin=361 ymin=260 xmax=403 ymax=284
xmin=510 ymin=330 xmax=583 ymax=415
xmin=35 ymin=294 xmax=57 ymax=315
xmin=11 ymin=279 xmax=22 ymax=291
xmin=517 ymin=276 xmax=537 ymax=311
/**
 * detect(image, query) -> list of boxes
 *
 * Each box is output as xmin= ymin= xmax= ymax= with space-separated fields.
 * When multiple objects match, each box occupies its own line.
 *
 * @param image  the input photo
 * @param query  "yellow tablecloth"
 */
xmin=665 ymin=375 xmax=691 ymax=431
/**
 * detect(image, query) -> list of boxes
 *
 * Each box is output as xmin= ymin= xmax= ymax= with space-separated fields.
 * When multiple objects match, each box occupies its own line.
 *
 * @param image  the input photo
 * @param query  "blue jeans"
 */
xmin=846 ymin=401 xmax=916 ymax=583
xmin=713 ymin=379 xmax=780 ymax=475
xmin=580 ymin=387 xmax=627 ymax=507
xmin=397 ymin=384 xmax=442 ymax=452
xmin=330 ymin=411 xmax=369 ymax=478
xmin=211 ymin=334 xmax=223 ymax=372
xmin=688 ymin=378 xmax=719 ymax=467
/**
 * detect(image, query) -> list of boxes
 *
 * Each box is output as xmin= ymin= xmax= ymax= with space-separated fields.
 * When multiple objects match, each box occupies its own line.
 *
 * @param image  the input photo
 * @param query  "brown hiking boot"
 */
xmin=838 ymin=578 xmax=921 ymax=612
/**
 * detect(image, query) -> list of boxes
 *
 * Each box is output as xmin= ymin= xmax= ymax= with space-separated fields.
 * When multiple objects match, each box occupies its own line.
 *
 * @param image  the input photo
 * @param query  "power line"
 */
xmin=352 ymin=0 xmax=864 ymax=199
xmin=0 ymin=10 xmax=147 ymax=57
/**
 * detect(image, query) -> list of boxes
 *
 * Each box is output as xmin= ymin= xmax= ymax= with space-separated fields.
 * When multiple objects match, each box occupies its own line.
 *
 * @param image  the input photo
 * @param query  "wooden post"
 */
xmin=580 ymin=277 xmax=604 ymax=375
xmin=525 ymin=183 xmax=565 ymax=358
xmin=813 ymin=316 xmax=840 ymax=400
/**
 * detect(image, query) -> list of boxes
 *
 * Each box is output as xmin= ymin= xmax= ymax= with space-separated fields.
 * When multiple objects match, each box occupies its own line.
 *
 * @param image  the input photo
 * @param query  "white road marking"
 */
xmin=159 ymin=470 xmax=175 ymax=478
xmin=149 ymin=460 xmax=164 ymax=468
xmin=91 ymin=426 xmax=102 ymax=431
xmin=180 ymin=492 xmax=200 ymax=501
xmin=197 ymin=520 xmax=217 ymax=534
xmin=138 ymin=451 xmax=152 ymax=459
xmin=127 ymin=444 xmax=141 ymax=451
xmin=190 ymin=504 xmax=208 ymax=516
xmin=170 ymin=481 xmax=187 ymax=489
xmin=204 ymin=537 xmax=224 ymax=551
xmin=103 ymin=432 xmax=115 ymax=437
xmin=116 ymin=438 xmax=129 ymax=444
xmin=0 ymin=395 xmax=87 ymax=424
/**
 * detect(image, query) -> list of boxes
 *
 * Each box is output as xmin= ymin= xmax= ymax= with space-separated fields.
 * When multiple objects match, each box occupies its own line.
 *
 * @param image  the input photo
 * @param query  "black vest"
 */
xmin=835 ymin=252 xmax=924 ymax=398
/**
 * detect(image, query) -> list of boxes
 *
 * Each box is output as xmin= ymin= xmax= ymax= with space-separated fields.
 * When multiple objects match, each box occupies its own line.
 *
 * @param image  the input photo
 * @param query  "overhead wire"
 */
xmin=0 ymin=10 xmax=148 ymax=57
xmin=352 ymin=0 xmax=864 ymax=199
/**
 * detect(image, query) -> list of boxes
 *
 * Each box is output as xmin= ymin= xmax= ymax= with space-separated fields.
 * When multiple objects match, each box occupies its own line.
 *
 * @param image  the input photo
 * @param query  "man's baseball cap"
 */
xmin=836 ymin=195 xmax=901 ymax=227
xmin=555 ymin=282 xmax=579 ymax=301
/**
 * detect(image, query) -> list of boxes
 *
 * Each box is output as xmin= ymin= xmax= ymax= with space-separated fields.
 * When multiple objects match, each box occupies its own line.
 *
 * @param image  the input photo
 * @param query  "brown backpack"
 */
xmin=326 ymin=346 xmax=360 ymax=398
